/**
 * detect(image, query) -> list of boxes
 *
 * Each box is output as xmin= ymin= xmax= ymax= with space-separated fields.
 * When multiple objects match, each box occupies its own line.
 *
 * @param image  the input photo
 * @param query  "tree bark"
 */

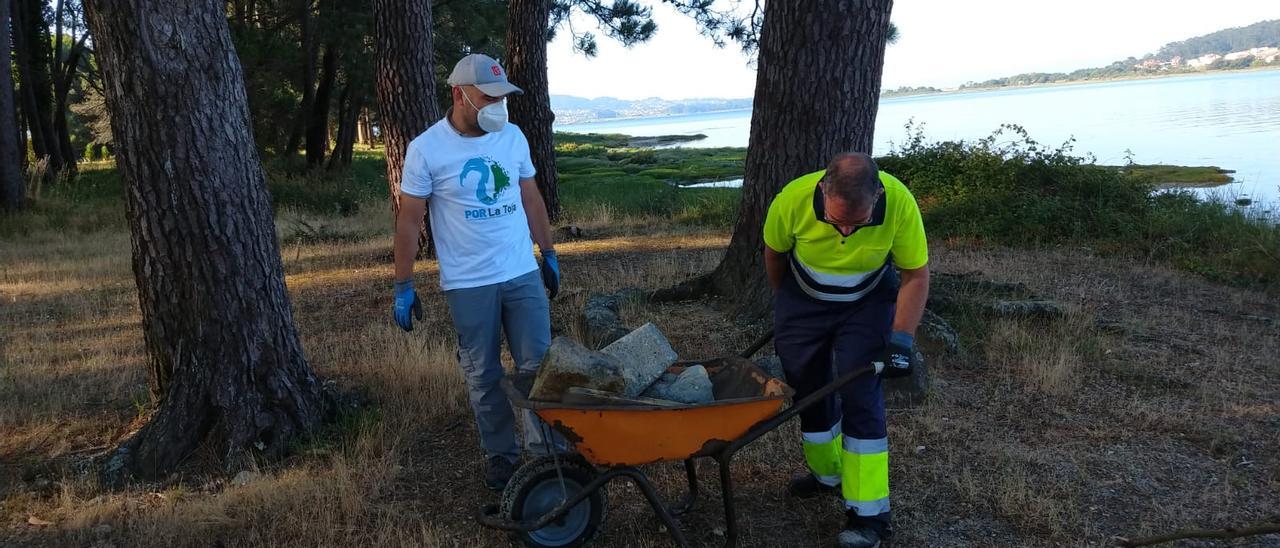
xmin=710 ymin=0 xmax=894 ymax=316
xmin=373 ymin=0 xmax=439 ymax=246
xmin=1 ymin=0 xmax=24 ymax=210
xmin=83 ymin=0 xmax=328 ymax=481
xmin=505 ymin=0 xmax=560 ymax=222
xmin=305 ymin=43 xmax=337 ymax=167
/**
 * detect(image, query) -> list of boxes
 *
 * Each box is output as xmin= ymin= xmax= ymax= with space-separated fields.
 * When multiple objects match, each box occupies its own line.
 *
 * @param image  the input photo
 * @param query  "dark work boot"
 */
xmin=786 ymin=473 xmax=840 ymax=499
xmin=485 ymin=455 xmax=516 ymax=491
xmin=836 ymin=510 xmax=890 ymax=548
xmin=835 ymin=526 xmax=881 ymax=548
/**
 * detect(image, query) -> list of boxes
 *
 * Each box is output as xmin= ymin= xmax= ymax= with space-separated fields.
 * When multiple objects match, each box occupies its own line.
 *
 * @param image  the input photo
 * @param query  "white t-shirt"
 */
xmin=400 ymin=119 xmax=539 ymax=291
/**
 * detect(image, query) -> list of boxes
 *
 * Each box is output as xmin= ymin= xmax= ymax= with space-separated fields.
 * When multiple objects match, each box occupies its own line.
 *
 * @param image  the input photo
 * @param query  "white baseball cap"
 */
xmin=447 ymin=54 xmax=523 ymax=97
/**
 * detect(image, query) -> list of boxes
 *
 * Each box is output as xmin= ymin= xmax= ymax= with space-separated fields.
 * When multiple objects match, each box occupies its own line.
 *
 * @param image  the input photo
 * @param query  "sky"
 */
xmin=545 ymin=1 xmax=1280 ymax=100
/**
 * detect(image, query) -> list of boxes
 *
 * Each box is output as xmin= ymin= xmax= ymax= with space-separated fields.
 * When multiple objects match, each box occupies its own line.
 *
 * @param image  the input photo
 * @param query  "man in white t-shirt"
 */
xmin=390 ymin=54 xmax=560 ymax=491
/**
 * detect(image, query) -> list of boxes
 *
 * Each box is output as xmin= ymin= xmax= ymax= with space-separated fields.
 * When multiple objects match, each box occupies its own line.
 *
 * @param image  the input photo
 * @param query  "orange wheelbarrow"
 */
xmin=478 ymin=335 xmax=876 ymax=547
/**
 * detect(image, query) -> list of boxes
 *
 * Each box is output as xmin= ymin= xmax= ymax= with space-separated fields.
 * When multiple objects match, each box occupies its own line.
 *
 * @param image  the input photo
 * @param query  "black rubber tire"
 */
xmin=499 ymin=454 xmax=607 ymax=548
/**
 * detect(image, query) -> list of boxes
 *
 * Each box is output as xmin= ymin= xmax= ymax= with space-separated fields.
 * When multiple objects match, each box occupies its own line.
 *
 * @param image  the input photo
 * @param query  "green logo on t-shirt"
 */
xmin=461 ymin=157 xmax=511 ymax=205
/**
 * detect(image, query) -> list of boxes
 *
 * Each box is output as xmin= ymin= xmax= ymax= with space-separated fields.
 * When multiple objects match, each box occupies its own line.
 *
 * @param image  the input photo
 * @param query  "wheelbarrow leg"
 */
xmin=670 ymin=459 xmax=699 ymax=516
xmin=621 ymin=467 xmax=692 ymax=548
xmin=717 ymin=455 xmax=739 ymax=548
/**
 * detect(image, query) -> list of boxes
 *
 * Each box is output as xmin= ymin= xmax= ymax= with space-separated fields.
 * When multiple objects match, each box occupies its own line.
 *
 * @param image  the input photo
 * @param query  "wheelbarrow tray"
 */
xmin=503 ymin=356 xmax=794 ymax=467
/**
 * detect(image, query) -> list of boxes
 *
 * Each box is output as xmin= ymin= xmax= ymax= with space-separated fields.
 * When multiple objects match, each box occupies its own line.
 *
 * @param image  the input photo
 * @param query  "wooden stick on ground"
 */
xmin=1115 ymin=522 xmax=1280 ymax=547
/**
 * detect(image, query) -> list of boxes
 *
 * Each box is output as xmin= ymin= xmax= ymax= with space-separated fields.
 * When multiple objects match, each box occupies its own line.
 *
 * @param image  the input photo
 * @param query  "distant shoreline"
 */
xmin=556 ymin=107 xmax=754 ymax=127
xmin=557 ymin=65 xmax=1280 ymax=124
xmin=885 ymin=64 xmax=1280 ymax=100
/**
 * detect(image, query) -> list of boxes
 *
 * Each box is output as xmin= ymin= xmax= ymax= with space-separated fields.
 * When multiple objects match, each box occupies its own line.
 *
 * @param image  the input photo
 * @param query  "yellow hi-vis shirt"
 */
xmin=763 ymin=169 xmax=928 ymax=302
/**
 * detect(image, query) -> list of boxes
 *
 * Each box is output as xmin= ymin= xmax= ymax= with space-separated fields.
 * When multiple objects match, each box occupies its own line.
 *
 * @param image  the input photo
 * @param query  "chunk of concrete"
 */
xmin=918 ymin=308 xmax=962 ymax=357
xmin=580 ymin=290 xmax=647 ymax=349
xmin=642 ymin=365 xmax=714 ymax=404
xmin=529 ymin=337 xmax=626 ymax=401
xmin=600 ymin=322 xmax=679 ymax=397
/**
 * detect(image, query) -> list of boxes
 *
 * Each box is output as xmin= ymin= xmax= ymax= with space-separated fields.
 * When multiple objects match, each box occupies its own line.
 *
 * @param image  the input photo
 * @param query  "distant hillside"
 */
xmin=553 ymin=20 xmax=1280 ymax=116
xmin=1156 ymin=20 xmax=1280 ymax=61
xmin=961 ymin=19 xmax=1280 ymax=90
xmin=551 ymin=95 xmax=751 ymax=124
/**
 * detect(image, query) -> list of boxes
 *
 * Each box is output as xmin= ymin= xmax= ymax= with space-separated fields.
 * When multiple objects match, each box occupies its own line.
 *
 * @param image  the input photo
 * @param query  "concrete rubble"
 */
xmin=531 ymin=323 xmax=734 ymax=406
xmin=641 ymin=364 xmax=714 ymax=404
xmin=529 ymin=337 xmax=626 ymax=401
xmin=599 ymin=322 xmax=680 ymax=398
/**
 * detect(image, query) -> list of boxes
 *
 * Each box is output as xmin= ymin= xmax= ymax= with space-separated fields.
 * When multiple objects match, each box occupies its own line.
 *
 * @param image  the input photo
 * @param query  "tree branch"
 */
xmin=1115 ymin=522 xmax=1280 ymax=547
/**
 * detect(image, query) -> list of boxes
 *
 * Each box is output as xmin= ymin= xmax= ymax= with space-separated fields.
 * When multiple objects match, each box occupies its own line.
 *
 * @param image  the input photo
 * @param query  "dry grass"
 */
xmin=983 ymin=312 xmax=1100 ymax=395
xmin=2 ymin=206 xmax=1278 ymax=547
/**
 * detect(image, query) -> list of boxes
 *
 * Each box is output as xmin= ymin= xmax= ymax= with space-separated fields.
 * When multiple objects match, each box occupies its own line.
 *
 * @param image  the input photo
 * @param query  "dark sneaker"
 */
xmin=786 ymin=473 xmax=840 ymax=499
xmin=835 ymin=525 xmax=881 ymax=548
xmin=485 ymin=455 xmax=516 ymax=491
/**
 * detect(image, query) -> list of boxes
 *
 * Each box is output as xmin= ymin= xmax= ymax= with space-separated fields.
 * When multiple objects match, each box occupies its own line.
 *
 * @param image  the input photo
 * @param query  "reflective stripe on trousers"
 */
xmin=777 ymin=269 xmax=895 ymax=525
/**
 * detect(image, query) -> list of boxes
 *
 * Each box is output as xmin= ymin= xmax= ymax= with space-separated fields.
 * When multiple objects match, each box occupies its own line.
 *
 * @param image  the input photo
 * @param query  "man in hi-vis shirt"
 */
xmin=763 ymin=152 xmax=930 ymax=548
xmin=391 ymin=54 xmax=560 ymax=491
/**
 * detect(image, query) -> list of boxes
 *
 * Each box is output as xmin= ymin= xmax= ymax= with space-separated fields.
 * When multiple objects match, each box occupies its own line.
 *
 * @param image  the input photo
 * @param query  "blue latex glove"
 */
xmin=539 ymin=249 xmax=560 ymax=299
xmin=872 ymin=331 xmax=915 ymax=378
xmin=392 ymin=279 xmax=423 ymax=331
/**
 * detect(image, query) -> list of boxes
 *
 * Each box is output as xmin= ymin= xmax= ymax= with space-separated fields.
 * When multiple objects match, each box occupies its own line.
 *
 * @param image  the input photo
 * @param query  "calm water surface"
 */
xmin=558 ymin=70 xmax=1280 ymax=208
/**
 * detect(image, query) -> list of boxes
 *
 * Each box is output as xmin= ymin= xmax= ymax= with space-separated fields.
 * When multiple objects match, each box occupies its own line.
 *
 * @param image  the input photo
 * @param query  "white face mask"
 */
xmin=462 ymin=88 xmax=508 ymax=133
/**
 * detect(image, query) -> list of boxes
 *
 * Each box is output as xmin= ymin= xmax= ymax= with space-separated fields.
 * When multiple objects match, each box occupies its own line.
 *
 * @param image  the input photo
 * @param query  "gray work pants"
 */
xmin=444 ymin=269 xmax=558 ymax=463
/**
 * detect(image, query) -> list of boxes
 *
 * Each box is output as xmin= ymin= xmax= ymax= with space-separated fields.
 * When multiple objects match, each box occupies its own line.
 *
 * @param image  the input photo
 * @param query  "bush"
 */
xmin=878 ymin=123 xmax=1279 ymax=287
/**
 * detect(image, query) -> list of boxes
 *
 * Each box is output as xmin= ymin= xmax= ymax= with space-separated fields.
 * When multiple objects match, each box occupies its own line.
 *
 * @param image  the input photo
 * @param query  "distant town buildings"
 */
xmin=1185 ymin=53 xmax=1223 ymax=68
xmin=1145 ymin=47 xmax=1280 ymax=71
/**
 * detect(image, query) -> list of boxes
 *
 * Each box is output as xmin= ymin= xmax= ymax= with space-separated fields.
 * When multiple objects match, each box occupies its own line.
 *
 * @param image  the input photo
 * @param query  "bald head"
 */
xmin=823 ymin=152 xmax=881 ymax=209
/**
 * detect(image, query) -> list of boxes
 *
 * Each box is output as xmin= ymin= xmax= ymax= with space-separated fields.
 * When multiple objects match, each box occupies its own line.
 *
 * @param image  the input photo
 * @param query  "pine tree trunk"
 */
xmin=284 ymin=0 xmax=315 ymax=156
xmin=16 ymin=98 xmax=28 ymax=173
xmin=83 ymin=0 xmax=328 ymax=481
xmin=233 ymin=0 xmax=247 ymax=27
xmin=305 ymin=44 xmax=337 ymax=167
xmin=505 ymin=0 xmax=560 ymax=222
xmin=373 ymin=0 xmax=439 ymax=247
xmin=1 ymin=0 xmax=25 ymax=211
xmin=327 ymin=82 xmax=361 ymax=170
xmin=357 ymin=109 xmax=371 ymax=145
xmin=53 ymin=34 xmax=88 ymax=176
xmin=12 ymin=0 xmax=61 ymax=175
xmin=710 ymin=0 xmax=894 ymax=316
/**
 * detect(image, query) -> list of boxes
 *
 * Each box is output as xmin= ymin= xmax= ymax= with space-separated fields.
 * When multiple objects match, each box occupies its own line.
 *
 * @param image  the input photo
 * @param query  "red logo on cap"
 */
xmin=491 ymin=66 xmax=502 ymax=76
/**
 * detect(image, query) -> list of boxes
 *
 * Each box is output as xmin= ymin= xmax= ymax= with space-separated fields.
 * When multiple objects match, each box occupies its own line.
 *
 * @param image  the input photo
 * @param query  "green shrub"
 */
xmin=878 ymin=123 xmax=1279 ymax=287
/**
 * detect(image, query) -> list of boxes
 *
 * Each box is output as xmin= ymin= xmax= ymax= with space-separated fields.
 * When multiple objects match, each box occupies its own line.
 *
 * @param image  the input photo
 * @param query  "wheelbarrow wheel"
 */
xmin=500 ymin=454 xmax=607 ymax=548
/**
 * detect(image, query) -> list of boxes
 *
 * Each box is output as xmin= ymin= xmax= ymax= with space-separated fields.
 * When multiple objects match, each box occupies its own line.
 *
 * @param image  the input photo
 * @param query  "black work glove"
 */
xmin=872 ymin=331 xmax=915 ymax=378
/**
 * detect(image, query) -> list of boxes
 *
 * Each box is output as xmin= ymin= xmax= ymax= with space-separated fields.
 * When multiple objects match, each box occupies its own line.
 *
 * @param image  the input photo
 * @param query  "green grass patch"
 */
xmin=0 ymin=162 xmax=127 ymax=237
xmin=553 ymin=132 xmax=707 ymax=148
xmin=264 ymin=150 xmax=388 ymax=216
xmin=554 ymin=132 xmax=744 ymax=226
xmin=1114 ymin=164 xmax=1234 ymax=188
xmin=0 ymin=151 xmax=390 ymax=237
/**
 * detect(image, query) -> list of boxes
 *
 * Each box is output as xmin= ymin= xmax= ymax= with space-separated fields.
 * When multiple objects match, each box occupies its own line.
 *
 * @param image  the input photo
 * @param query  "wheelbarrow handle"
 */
xmin=738 ymin=329 xmax=774 ymax=359
xmin=723 ymin=363 xmax=875 ymax=456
